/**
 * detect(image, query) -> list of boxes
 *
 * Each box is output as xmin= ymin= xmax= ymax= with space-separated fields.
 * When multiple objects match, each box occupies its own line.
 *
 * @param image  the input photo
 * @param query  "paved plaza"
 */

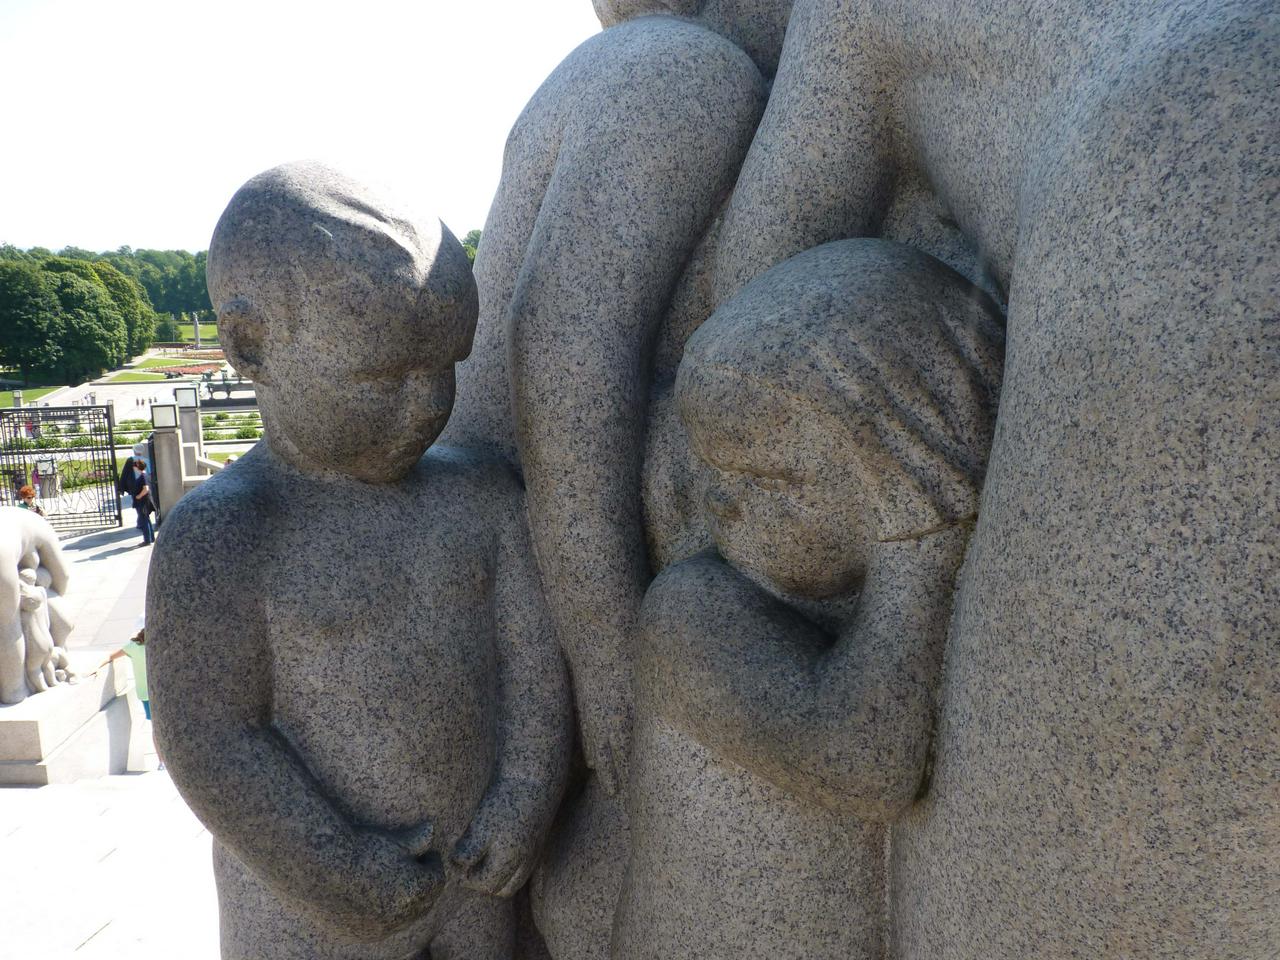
xmin=0 ymin=520 xmax=220 ymax=960
xmin=37 ymin=376 xmax=183 ymax=426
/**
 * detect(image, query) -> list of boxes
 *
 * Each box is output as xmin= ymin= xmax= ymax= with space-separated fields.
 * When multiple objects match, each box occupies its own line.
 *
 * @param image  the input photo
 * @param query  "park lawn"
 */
xmin=179 ymin=323 xmax=219 ymax=344
xmin=0 ymin=386 xmax=62 ymax=407
xmin=108 ymin=371 xmax=168 ymax=383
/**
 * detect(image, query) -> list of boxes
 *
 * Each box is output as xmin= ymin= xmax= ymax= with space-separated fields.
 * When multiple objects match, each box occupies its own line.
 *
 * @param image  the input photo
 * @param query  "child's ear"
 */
xmin=217 ymin=297 xmax=274 ymax=385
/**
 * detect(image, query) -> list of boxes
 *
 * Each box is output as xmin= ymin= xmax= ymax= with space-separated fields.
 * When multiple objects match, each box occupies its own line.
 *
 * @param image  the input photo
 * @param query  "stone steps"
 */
xmin=0 ymin=656 xmax=152 ymax=786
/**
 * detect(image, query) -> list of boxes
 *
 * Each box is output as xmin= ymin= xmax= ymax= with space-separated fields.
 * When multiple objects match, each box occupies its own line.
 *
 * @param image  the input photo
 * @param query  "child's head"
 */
xmin=18 ymin=485 xmax=35 ymax=503
xmin=677 ymin=239 xmax=1004 ymax=598
xmin=207 ymin=161 xmax=478 ymax=482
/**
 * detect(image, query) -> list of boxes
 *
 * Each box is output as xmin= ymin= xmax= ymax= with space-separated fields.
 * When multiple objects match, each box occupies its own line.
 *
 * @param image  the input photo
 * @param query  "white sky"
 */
xmin=0 ymin=0 xmax=601 ymax=253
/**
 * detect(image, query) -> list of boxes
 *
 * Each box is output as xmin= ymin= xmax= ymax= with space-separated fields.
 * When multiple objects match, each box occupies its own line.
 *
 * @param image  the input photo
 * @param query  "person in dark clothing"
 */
xmin=118 ymin=459 xmax=139 ymax=498
xmin=130 ymin=459 xmax=155 ymax=546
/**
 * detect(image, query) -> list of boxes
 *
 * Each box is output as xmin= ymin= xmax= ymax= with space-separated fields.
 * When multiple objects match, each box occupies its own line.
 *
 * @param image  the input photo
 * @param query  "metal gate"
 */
xmin=0 ymin=405 xmax=122 ymax=536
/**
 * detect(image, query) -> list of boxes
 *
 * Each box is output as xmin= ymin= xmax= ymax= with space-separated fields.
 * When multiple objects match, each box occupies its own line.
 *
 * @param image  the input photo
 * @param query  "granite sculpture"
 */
xmin=711 ymin=2 xmax=1280 ymax=956
xmin=151 ymin=0 xmax=1277 ymax=956
xmin=1 ymin=509 xmax=73 ymax=705
xmin=148 ymin=162 xmax=572 ymax=960
xmin=614 ymin=239 xmax=1004 ymax=959
xmin=18 ymin=569 xmax=73 ymax=690
xmin=437 ymin=3 xmax=794 ymax=953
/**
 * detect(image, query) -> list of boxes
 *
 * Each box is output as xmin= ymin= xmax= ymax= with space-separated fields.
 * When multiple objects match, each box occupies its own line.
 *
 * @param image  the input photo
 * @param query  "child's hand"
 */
xmin=449 ymin=781 xmax=541 ymax=898
xmin=332 ymin=821 xmax=443 ymax=938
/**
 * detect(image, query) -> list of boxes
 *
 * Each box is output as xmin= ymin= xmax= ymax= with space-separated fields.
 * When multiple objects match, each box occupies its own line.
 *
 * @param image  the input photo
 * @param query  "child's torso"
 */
xmin=262 ymin=481 xmax=500 ymax=844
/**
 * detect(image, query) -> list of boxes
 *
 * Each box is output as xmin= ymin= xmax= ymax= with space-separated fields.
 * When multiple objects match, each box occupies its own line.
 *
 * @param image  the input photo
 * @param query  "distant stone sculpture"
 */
xmin=18 ymin=568 xmax=74 ymax=690
xmin=1 ymin=509 xmax=72 ymax=705
xmin=149 ymin=162 xmax=572 ymax=959
xmin=613 ymin=239 xmax=1003 ymax=959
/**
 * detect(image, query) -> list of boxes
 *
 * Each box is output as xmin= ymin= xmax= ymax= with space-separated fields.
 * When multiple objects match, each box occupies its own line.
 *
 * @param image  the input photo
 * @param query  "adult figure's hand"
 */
xmin=1 ymin=509 xmax=69 ymax=704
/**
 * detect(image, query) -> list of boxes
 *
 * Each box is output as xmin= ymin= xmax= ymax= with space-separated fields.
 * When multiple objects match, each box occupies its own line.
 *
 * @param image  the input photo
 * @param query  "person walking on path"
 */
xmin=130 ymin=459 xmax=155 ymax=546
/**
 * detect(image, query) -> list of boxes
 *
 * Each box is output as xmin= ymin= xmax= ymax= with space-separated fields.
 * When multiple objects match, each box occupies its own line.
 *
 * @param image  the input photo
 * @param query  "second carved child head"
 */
xmin=677 ymin=239 xmax=1005 ymax=598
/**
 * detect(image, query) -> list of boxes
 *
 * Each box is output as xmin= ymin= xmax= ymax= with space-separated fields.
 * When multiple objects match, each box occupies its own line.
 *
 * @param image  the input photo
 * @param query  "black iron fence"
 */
xmin=0 ymin=405 xmax=123 ymax=536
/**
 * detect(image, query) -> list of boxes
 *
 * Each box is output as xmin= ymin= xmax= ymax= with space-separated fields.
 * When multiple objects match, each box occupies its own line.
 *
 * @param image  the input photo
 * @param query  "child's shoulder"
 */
xmin=414 ymin=445 xmax=525 ymax=511
xmin=154 ymin=449 xmax=277 ymax=553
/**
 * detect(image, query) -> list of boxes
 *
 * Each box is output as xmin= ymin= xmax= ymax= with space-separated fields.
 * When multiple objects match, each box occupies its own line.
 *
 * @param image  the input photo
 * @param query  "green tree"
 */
xmin=0 ymin=261 xmax=62 ymax=382
xmin=155 ymin=314 xmax=181 ymax=342
xmin=0 ymin=244 xmax=36 ymax=263
xmin=92 ymin=261 xmax=155 ymax=356
xmin=5 ymin=246 xmax=214 ymax=315
xmin=44 ymin=265 xmax=127 ymax=383
xmin=57 ymin=245 xmax=98 ymax=262
xmin=462 ymin=229 xmax=482 ymax=265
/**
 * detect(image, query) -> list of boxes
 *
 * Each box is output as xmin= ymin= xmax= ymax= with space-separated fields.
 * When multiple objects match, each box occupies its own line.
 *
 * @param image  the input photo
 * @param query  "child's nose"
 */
xmin=704 ymin=485 xmax=741 ymax=521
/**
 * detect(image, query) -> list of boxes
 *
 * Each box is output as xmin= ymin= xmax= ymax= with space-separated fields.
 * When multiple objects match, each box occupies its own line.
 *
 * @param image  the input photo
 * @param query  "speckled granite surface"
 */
xmin=148 ymin=163 xmax=572 ymax=959
xmin=153 ymin=0 xmax=1277 ymax=955
xmin=436 ymin=7 xmax=789 ymax=955
xmin=613 ymin=239 xmax=1002 ymax=959
xmin=716 ymin=2 xmax=1280 ymax=957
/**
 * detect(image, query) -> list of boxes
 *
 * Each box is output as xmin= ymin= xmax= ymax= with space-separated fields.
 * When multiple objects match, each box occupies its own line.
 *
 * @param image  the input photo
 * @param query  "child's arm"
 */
xmin=451 ymin=482 xmax=572 ymax=898
xmin=639 ymin=526 xmax=968 ymax=822
xmin=148 ymin=490 xmax=443 ymax=938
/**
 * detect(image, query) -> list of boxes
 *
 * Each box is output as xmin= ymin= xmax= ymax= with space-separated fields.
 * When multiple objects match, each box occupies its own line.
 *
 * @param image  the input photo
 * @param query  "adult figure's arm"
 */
xmin=713 ymin=0 xmax=896 ymax=301
xmin=507 ymin=18 xmax=767 ymax=790
xmin=639 ymin=528 xmax=967 ymax=821
xmin=147 ymin=486 xmax=442 ymax=939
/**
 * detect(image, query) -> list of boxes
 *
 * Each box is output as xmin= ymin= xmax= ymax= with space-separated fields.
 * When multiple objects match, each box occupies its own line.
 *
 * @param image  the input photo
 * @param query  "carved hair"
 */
xmin=678 ymin=239 xmax=1005 ymax=533
xmin=207 ymin=161 xmax=476 ymax=380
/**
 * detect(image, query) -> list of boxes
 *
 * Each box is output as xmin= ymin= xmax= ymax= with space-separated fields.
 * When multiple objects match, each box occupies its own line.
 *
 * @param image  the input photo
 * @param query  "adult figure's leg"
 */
xmin=712 ymin=1 xmax=1279 ymax=956
xmin=892 ymin=7 xmax=1280 ymax=957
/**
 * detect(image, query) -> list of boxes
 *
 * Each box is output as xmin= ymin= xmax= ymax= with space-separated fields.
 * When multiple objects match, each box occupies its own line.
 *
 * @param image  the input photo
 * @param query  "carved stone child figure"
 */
xmin=17 ymin=568 xmax=73 ymax=691
xmin=1 ymin=510 xmax=71 ymax=705
xmin=613 ymin=240 xmax=1004 ymax=959
xmin=148 ymin=162 xmax=572 ymax=960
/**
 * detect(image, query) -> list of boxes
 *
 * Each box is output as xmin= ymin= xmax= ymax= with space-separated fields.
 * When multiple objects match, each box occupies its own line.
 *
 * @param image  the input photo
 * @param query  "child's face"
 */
xmin=687 ymin=390 xmax=872 ymax=599
xmin=263 ymin=304 xmax=465 ymax=483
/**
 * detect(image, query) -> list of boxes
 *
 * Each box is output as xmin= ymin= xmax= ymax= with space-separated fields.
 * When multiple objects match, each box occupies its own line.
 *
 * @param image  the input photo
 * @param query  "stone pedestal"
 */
xmin=151 ymin=425 xmax=185 ymax=521
xmin=0 ymin=654 xmax=148 ymax=786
